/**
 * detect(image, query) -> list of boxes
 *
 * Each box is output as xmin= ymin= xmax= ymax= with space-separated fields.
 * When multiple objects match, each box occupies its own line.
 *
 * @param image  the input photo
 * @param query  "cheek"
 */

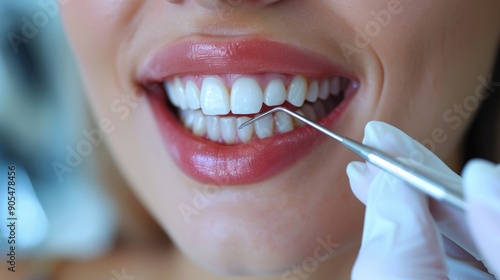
xmin=60 ymin=2 xmax=148 ymax=118
xmin=60 ymin=1 xmax=144 ymax=51
xmin=348 ymin=0 xmax=499 ymax=157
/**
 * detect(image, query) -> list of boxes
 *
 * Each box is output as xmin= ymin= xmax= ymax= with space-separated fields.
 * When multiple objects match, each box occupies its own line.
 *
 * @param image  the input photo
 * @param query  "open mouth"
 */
xmin=139 ymin=39 xmax=360 ymax=186
xmin=164 ymin=74 xmax=354 ymax=145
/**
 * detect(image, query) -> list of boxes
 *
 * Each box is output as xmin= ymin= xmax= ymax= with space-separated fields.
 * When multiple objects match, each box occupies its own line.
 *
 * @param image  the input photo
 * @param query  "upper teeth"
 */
xmin=200 ymin=76 xmax=231 ymax=115
xmin=287 ymin=76 xmax=307 ymax=107
xmin=164 ymin=75 xmax=346 ymax=116
xmin=231 ymin=77 xmax=263 ymax=114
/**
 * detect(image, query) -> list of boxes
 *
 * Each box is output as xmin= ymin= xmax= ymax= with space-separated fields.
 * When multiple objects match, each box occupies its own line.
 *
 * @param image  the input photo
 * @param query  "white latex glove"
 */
xmin=346 ymin=121 xmax=499 ymax=279
xmin=463 ymin=159 xmax=500 ymax=277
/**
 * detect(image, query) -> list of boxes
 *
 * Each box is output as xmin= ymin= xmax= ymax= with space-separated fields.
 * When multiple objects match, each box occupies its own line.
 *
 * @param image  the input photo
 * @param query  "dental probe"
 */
xmin=239 ymin=107 xmax=466 ymax=210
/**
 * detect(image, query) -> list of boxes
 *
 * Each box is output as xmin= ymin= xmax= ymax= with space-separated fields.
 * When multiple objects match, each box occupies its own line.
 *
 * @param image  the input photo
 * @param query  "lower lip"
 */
xmin=148 ymin=87 xmax=357 ymax=186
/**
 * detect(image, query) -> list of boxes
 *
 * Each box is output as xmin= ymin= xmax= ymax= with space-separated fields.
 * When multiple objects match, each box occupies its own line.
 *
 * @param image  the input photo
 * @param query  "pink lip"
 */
xmin=139 ymin=39 xmax=358 ymax=186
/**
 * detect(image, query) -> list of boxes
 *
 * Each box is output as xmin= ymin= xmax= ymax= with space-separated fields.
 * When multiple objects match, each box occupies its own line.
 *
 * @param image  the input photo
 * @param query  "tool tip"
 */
xmin=237 ymin=108 xmax=282 ymax=130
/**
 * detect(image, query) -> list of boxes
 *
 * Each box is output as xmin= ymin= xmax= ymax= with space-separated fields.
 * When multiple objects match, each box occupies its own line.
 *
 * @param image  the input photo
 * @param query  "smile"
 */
xmin=139 ymin=39 xmax=360 ymax=186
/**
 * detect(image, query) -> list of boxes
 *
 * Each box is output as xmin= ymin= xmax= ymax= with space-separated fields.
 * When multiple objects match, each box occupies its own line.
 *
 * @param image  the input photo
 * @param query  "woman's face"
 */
xmin=61 ymin=0 xmax=500 ymax=275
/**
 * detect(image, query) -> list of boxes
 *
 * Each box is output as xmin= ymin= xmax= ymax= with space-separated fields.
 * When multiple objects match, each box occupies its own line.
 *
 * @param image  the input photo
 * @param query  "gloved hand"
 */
xmin=463 ymin=159 xmax=500 ymax=277
xmin=346 ymin=121 xmax=499 ymax=279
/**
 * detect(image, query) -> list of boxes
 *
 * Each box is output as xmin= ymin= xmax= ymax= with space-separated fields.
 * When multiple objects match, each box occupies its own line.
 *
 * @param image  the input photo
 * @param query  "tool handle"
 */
xmin=342 ymin=138 xmax=466 ymax=210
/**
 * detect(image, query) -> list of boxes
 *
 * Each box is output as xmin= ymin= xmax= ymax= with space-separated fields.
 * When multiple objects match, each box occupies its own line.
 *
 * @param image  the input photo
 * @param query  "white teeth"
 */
xmin=180 ymin=110 xmax=196 ymax=129
xmin=179 ymin=105 xmax=334 ymax=144
xmin=254 ymin=114 xmax=274 ymax=139
xmin=166 ymin=75 xmax=349 ymax=115
xmin=331 ymin=77 xmax=341 ymax=96
xmin=306 ymin=80 xmax=319 ymax=103
xmin=165 ymin=81 xmax=179 ymax=107
xmin=174 ymin=77 xmax=189 ymax=110
xmin=170 ymin=75 xmax=351 ymax=143
xmin=200 ymin=76 xmax=231 ymax=115
xmin=287 ymin=76 xmax=307 ymax=107
xmin=206 ymin=116 xmax=221 ymax=142
xmin=319 ymin=79 xmax=330 ymax=100
xmin=274 ymin=111 xmax=293 ymax=134
xmin=236 ymin=117 xmax=254 ymax=143
xmin=185 ymin=80 xmax=201 ymax=110
xmin=192 ymin=111 xmax=206 ymax=137
xmin=264 ymin=79 xmax=287 ymax=106
xmin=231 ymin=77 xmax=263 ymax=114
xmin=220 ymin=117 xmax=237 ymax=144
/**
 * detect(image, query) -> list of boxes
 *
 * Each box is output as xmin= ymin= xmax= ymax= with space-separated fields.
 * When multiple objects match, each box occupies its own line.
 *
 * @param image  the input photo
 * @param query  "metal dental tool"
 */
xmin=239 ymin=107 xmax=466 ymax=210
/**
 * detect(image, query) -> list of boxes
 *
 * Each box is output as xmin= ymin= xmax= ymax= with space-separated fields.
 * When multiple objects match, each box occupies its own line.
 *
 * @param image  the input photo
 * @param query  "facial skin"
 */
xmin=60 ymin=0 xmax=500 ymax=278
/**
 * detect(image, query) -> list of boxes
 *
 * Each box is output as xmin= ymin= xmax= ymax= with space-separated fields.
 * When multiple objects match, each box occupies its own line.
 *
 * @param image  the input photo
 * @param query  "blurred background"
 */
xmin=0 ymin=1 xmax=166 ymax=278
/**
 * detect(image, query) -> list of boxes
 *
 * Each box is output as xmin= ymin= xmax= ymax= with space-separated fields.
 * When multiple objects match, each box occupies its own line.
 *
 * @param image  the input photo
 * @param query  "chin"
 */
xmin=166 ymin=183 xmax=359 ymax=276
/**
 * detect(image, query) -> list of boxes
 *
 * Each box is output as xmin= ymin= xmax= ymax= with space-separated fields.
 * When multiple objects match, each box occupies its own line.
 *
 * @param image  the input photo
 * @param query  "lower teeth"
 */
xmin=178 ymin=95 xmax=344 ymax=145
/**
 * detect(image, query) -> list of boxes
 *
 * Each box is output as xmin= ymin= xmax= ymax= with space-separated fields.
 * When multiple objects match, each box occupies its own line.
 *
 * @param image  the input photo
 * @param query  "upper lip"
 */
xmin=137 ymin=37 xmax=358 ymax=86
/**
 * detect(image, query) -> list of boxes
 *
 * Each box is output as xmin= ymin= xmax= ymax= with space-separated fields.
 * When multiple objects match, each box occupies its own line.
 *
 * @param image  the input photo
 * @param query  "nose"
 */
xmin=167 ymin=0 xmax=283 ymax=9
